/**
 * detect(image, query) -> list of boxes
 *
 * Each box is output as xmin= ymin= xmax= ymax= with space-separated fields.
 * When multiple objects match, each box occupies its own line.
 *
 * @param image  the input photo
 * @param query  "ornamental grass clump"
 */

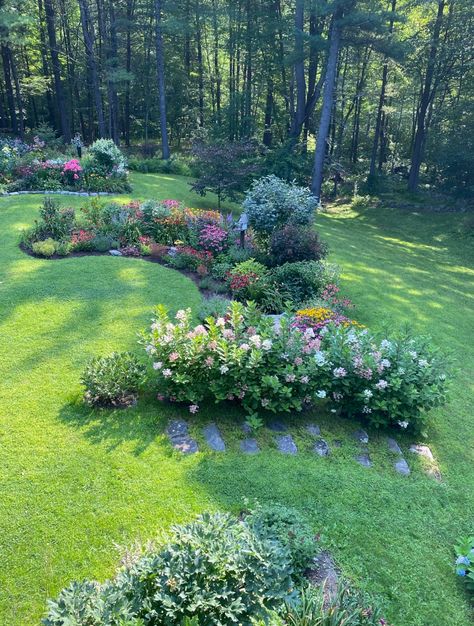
xmin=81 ymin=352 xmax=146 ymax=407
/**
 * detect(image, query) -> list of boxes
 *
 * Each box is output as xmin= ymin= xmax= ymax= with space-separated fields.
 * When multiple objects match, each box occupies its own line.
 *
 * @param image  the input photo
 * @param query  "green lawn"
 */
xmin=0 ymin=173 xmax=473 ymax=625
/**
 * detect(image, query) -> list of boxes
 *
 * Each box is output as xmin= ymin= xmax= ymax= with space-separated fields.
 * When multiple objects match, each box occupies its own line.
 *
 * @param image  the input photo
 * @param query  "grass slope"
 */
xmin=0 ymin=172 xmax=472 ymax=625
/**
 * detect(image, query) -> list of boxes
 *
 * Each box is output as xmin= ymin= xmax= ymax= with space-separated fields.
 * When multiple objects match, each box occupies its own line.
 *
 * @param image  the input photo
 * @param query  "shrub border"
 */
xmin=2 ymin=190 xmax=120 ymax=197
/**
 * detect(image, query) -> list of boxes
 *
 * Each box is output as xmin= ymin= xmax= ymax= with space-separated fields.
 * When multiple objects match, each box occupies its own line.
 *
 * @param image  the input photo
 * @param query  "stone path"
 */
xmin=164 ymin=418 xmax=440 ymax=480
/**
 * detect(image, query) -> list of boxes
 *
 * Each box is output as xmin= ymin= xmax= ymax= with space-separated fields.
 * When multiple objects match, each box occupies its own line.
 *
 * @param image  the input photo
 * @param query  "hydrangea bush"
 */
xmin=454 ymin=536 xmax=474 ymax=594
xmin=144 ymin=301 xmax=448 ymax=431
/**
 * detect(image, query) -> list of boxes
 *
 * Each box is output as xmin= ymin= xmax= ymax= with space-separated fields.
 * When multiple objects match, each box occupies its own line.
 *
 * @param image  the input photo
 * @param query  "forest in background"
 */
xmin=0 ymin=0 xmax=472 ymax=198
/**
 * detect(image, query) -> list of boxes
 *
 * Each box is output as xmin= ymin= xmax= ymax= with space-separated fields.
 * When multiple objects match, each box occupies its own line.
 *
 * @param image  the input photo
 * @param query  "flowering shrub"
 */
xmin=293 ymin=306 xmax=362 ymax=335
xmin=62 ymin=158 xmax=83 ymax=185
xmin=269 ymin=261 xmax=340 ymax=307
xmin=144 ymin=302 xmax=448 ymax=431
xmin=228 ymin=259 xmax=268 ymax=301
xmin=198 ymin=223 xmax=229 ymax=253
xmin=168 ymin=246 xmax=213 ymax=271
xmin=243 ymin=175 xmax=317 ymax=240
xmin=316 ymin=325 xmax=448 ymax=430
xmin=70 ymin=229 xmax=95 ymax=251
xmin=454 ymin=536 xmax=474 ymax=593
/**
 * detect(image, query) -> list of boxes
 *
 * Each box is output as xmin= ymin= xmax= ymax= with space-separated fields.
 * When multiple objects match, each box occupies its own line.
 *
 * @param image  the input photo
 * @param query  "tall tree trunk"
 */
xmin=1 ymin=44 xmax=18 ymax=134
xmin=311 ymin=11 xmax=343 ymax=201
xmin=9 ymin=49 xmax=24 ymax=138
xmin=124 ymin=0 xmax=135 ymax=146
xmin=44 ymin=0 xmax=70 ymax=141
xmin=155 ymin=0 xmax=170 ymax=159
xmin=212 ymin=0 xmax=222 ymax=125
xmin=408 ymin=0 xmax=445 ymax=192
xmin=37 ymin=0 xmax=56 ymax=130
xmin=369 ymin=0 xmax=396 ymax=179
xmin=262 ymin=76 xmax=274 ymax=146
xmin=78 ymin=0 xmax=106 ymax=138
xmin=290 ymin=0 xmax=306 ymax=140
xmin=196 ymin=4 xmax=205 ymax=127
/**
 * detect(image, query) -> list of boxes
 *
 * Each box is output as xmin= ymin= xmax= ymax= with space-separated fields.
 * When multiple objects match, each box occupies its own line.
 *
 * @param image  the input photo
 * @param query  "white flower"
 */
xmin=189 ymin=404 xmax=199 ymax=414
xmin=239 ymin=343 xmax=250 ymax=351
xmin=175 ymin=310 xmax=187 ymax=321
xmin=153 ymin=361 xmax=163 ymax=370
xmin=375 ymin=379 xmax=388 ymax=390
xmin=285 ymin=374 xmax=296 ymax=382
xmin=398 ymin=420 xmax=409 ymax=429
xmin=162 ymin=368 xmax=172 ymax=378
xmin=409 ymin=351 xmax=418 ymax=359
xmin=300 ymin=375 xmax=309 ymax=384
xmin=220 ymin=365 xmax=229 ymax=374
xmin=319 ymin=326 xmax=329 ymax=336
xmin=418 ymin=358 xmax=429 ymax=367
xmin=314 ymin=351 xmax=326 ymax=366
xmin=362 ymin=406 xmax=372 ymax=414
xmin=249 ymin=335 xmax=262 ymax=348
xmin=381 ymin=339 xmax=392 ymax=350
xmin=316 ymin=390 xmax=326 ymax=398
xmin=262 ymin=339 xmax=273 ymax=351
xmin=304 ymin=328 xmax=315 ymax=339
xmin=363 ymin=389 xmax=373 ymax=399
xmin=145 ymin=344 xmax=156 ymax=354
xmin=216 ymin=317 xmax=226 ymax=327
xmin=380 ymin=358 xmax=391 ymax=368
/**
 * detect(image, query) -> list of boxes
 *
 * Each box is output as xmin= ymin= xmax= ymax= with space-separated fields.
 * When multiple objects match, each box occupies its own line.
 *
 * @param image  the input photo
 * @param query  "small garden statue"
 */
xmin=71 ymin=132 xmax=84 ymax=158
xmin=237 ymin=212 xmax=248 ymax=248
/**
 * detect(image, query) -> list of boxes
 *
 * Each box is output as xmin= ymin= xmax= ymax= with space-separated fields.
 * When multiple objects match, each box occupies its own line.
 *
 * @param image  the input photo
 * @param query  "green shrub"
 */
xmin=87 ymin=138 xmax=127 ymax=172
xmin=243 ymin=175 xmax=317 ymax=240
xmin=81 ymin=352 xmax=146 ymax=406
xmin=268 ymin=224 xmax=328 ymax=266
xmin=454 ymin=536 xmax=474 ymax=594
xmin=269 ymin=261 xmax=339 ymax=307
xmin=43 ymin=512 xmax=295 ymax=626
xmin=198 ymin=295 xmax=232 ymax=321
xmin=128 ymin=155 xmax=191 ymax=176
xmin=55 ymin=241 xmax=72 ymax=256
xmin=38 ymin=197 xmax=75 ymax=240
xmin=32 ymin=238 xmax=58 ymax=257
xmin=91 ymin=234 xmax=118 ymax=253
xmin=275 ymin=583 xmax=388 ymax=626
xmin=247 ymin=504 xmax=318 ymax=575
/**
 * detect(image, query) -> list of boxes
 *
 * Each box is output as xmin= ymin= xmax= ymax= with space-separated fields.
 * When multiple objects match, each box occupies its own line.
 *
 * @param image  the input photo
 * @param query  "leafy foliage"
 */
xmin=81 ymin=352 xmax=146 ymax=407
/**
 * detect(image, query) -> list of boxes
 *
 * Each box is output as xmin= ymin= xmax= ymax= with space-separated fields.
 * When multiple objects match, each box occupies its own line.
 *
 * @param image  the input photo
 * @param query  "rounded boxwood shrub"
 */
xmin=269 ymin=261 xmax=339 ymax=307
xmin=81 ymin=352 xmax=146 ymax=406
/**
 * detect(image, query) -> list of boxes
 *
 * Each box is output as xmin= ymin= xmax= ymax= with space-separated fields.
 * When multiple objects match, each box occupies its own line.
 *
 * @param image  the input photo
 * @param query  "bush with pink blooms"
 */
xmin=143 ymin=302 xmax=448 ymax=431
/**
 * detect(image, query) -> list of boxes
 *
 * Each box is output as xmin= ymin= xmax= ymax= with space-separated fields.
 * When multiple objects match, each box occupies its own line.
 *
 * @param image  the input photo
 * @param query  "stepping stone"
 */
xmin=306 ymin=423 xmax=321 ymax=437
xmin=409 ymin=444 xmax=434 ymax=461
xmin=240 ymin=438 xmax=260 ymax=454
xmin=109 ymin=249 xmax=122 ymax=256
xmin=355 ymin=452 xmax=372 ymax=467
xmin=276 ymin=434 xmax=297 ymax=455
xmin=242 ymin=422 xmax=252 ymax=434
xmin=203 ymin=423 xmax=226 ymax=452
xmin=353 ymin=429 xmax=369 ymax=444
xmin=313 ymin=438 xmax=330 ymax=457
xmin=395 ymin=458 xmax=411 ymax=476
xmin=268 ymin=420 xmax=287 ymax=432
xmin=166 ymin=419 xmax=198 ymax=455
xmin=387 ymin=437 xmax=403 ymax=455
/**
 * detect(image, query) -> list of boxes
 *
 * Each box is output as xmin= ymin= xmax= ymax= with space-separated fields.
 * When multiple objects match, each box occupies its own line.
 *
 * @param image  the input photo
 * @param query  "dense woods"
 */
xmin=0 ymin=0 xmax=472 ymax=196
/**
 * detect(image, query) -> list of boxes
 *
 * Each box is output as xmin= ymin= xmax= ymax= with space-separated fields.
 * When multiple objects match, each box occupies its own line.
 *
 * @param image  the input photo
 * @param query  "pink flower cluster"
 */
xmin=63 ymin=159 xmax=82 ymax=173
xmin=198 ymin=224 xmax=228 ymax=253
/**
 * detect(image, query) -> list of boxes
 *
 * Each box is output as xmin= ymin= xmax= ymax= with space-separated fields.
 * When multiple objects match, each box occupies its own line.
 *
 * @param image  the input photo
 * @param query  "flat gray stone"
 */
xmin=203 ymin=423 xmax=225 ymax=452
xmin=353 ymin=429 xmax=369 ymax=444
xmin=276 ymin=434 xmax=297 ymax=455
xmin=242 ymin=422 xmax=252 ymax=434
xmin=355 ymin=452 xmax=372 ymax=467
xmin=395 ymin=458 xmax=410 ymax=476
xmin=166 ymin=418 xmax=189 ymax=440
xmin=109 ymin=249 xmax=122 ymax=256
xmin=171 ymin=436 xmax=199 ymax=454
xmin=387 ymin=437 xmax=403 ymax=455
xmin=313 ymin=438 xmax=330 ymax=457
xmin=240 ymin=438 xmax=260 ymax=454
xmin=306 ymin=424 xmax=321 ymax=437
xmin=268 ymin=420 xmax=287 ymax=432
xmin=409 ymin=444 xmax=434 ymax=461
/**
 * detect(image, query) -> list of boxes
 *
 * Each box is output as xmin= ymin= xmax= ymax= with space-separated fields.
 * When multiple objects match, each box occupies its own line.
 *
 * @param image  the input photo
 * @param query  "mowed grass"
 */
xmin=0 ymin=172 xmax=472 ymax=625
